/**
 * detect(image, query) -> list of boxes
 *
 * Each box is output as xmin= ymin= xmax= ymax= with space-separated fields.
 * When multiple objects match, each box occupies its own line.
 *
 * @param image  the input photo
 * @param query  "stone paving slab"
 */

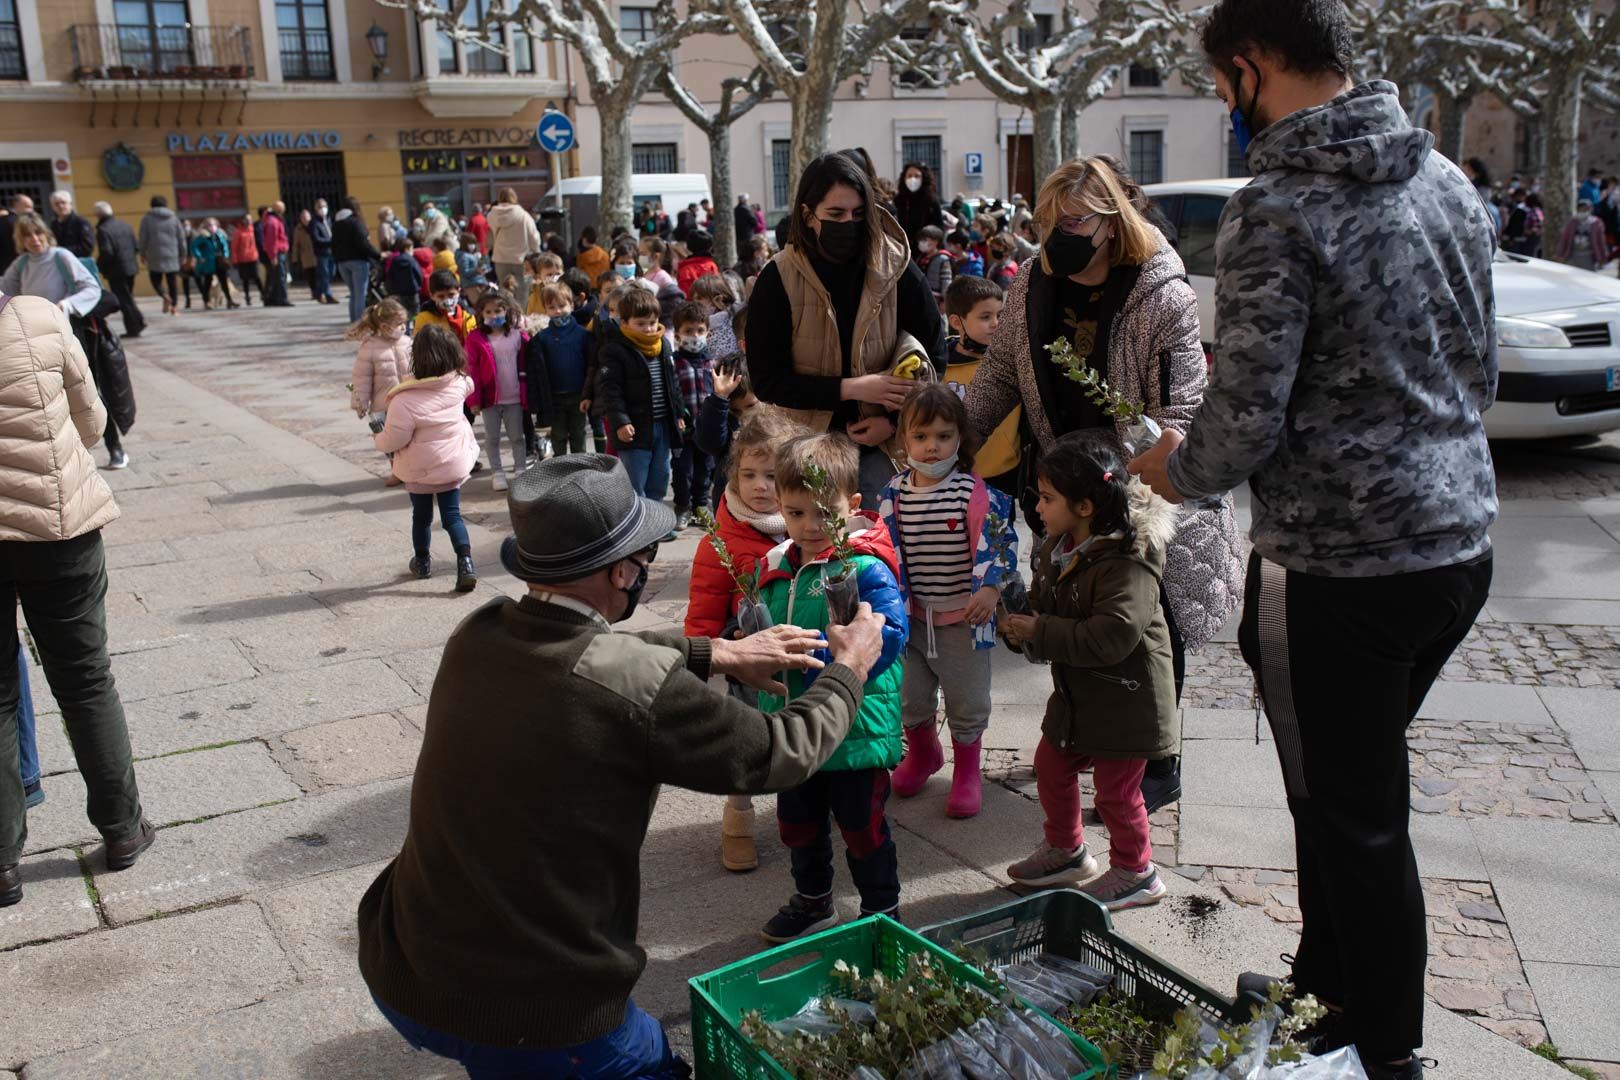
xmin=1487 ymin=598 xmax=1620 ymax=626
xmin=1536 ymin=687 xmax=1620 ymax=770
xmin=1590 ymin=770 xmax=1620 ymax=814
xmin=121 ymin=657 xmax=423 ymax=757
xmin=106 ymin=481 xmax=230 ymax=521
xmin=131 ymin=567 xmax=324 ymax=615
xmin=102 ymin=541 xmax=178 ymax=571
xmin=232 ymin=603 xmax=470 ymax=674
xmin=1180 ymin=806 xmax=1487 ymax=880
xmin=888 ymin=782 xmax=1048 ymax=884
xmin=1181 ymin=739 xmax=1287 ymax=808
xmin=1183 ymin=707 xmax=1272 ymax=741
xmin=23 ymin=741 xmax=302 ymax=857
xmin=256 ymin=860 xmax=390 ymax=983
xmin=0 ymin=901 xmax=297 ymax=1066
xmin=1524 ymin=961 xmax=1620 ymax=1062
xmin=92 ymin=778 xmax=410 ymax=923
xmin=163 ymin=510 xmax=387 ymax=563
xmin=1472 ymin=817 xmax=1620 ymax=966
xmin=0 ymin=851 xmax=98 ymax=951
xmin=20 ymin=983 xmax=454 ymax=1080
xmin=1416 ymin=681 xmax=1555 ymax=726
xmin=101 ymin=512 xmax=229 ymax=546
xmin=99 ymin=638 xmax=259 ymax=704
xmin=274 ymin=712 xmax=423 ymax=791
xmin=106 ymin=593 xmax=339 ymax=656
xmin=1487 ymin=517 xmax=1620 ymax=600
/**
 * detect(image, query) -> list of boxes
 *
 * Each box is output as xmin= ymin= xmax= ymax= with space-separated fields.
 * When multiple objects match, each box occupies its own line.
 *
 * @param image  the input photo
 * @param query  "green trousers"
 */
xmin=0 ymin=530 xmax=144 ymax=865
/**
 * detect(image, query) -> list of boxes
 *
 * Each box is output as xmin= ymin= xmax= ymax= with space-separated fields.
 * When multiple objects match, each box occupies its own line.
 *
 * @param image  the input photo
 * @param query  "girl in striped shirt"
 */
xmin=879 ymin=385 xmax=1020 ymax=819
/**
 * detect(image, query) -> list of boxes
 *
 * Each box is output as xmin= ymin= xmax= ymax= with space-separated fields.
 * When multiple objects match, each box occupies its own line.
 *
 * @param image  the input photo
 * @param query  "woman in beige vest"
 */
xmin=746 ymin=153 xmax=948 ymax=505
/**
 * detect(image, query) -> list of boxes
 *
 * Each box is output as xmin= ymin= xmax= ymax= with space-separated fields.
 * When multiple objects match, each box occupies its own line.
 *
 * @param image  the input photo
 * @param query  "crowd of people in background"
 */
xmin=1462 ymin=158 xmax=1620 ymax=271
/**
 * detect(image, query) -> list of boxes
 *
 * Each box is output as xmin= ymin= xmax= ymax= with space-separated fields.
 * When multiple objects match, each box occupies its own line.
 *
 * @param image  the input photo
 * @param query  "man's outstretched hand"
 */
xmin=710 ymin=625 xmax=827 ymax=696
xmin=824 ymin=603 xmax=884 ymax=684
xmin=1128 ymin=426 xmax=1186 ymax=505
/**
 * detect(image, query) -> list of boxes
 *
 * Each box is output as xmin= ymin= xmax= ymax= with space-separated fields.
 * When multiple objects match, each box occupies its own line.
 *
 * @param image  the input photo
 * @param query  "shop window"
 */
xmin=1128 ymin=128 xmax=1163 ymax=185
xmin=620 ymin=7 xmax=654 ymax=44
xmin=114 ymin=0 xmax=192 ymax=74
xmin=172 ymin=154 xmax=247 ymax=222
xmin=277 ymin=152 xmax=346 ymax=221
xmin=632 ymin=143 xmax=678 ymax=174
xmin=277 ymin=0 xmax=334 ymax=80
xmin=401 ymin=146 xmax=551 ymax=223
xmin=901 ymin=135 xmax=942 ymax=183
xmin=0 ymin=0 xmax=25 ymax=80
xmin=1016 ymin=13 xmax=1052 ymax=52
xmin=770 ymin=139 xmax=792 ymax=211
xmin=1128 ymin=64 xmax=1162 ymax=89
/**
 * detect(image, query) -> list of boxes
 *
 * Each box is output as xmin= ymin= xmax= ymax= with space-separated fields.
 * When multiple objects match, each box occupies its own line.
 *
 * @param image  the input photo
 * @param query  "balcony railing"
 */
xmin=279 ymin=28 xmax=334 ymax=80
xmin=69 ymin=23 xmax=254 ymax=82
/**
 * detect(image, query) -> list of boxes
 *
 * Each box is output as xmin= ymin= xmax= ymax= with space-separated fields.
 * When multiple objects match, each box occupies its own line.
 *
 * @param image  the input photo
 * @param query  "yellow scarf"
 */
xmin=620 ymin=323 xmax=666 ymax=358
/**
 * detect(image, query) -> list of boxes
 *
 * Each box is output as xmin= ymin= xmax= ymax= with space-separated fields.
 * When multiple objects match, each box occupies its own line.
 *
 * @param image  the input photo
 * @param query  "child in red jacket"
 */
xmin=685 ymin=407 xmax=800 ymax=872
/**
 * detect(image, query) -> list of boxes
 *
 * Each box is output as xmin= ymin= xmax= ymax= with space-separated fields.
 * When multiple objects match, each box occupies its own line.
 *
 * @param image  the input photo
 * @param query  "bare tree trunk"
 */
xmin=1032 ymin=102 xmax=1062 ymax=183
xmin=1543 ymin=67 xmax=1583 ymax=262
xmin=1060 ymin=104 xmax=1080 ymax=162
xmin=789 ymin=84 xmax=836 ymax=183
xmin=789 ymin=0 xmax=848 ymax=182
xmin=708 ymin=123 xmax=737 ymax=270
xmin=598 ymin=92 xmax=636 ymax=236
xmin=1435 ymin=89 xmax=1468 ymax=164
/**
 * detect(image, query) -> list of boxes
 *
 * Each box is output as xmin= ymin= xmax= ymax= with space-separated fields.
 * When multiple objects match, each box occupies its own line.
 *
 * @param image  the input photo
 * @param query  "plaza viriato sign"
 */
xmin=166 ymin=130 xmax=343 ymax=152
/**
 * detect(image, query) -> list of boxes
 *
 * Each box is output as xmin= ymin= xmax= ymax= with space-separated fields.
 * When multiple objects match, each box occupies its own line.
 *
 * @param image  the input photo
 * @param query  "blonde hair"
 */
xmin=729 ymin=407 xmax=798 ymax=492
xmin=535 ymin=251 xmax=564 ymax=274
xmin=345 ymin=297 xmax=407 ymax=341
xmin=1033 ymin=156 xmax=1161 ymax=273
xmin=539 ymin=281 xmax=573 ymax=310
xmin=11 ymin=212 xmax=52 ymax=251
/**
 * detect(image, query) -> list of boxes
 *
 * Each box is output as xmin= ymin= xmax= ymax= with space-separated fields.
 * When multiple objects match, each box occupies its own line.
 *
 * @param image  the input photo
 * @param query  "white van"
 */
xmin=556 ymin=173 xmax=713 ymax=241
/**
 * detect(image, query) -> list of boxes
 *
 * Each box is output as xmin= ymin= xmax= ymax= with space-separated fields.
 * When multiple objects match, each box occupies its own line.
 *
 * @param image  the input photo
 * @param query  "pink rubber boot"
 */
xmin=891 ymin=722 xmax=945 ymax=798
xmin=946 ymin=739 xmax=983 ymax=819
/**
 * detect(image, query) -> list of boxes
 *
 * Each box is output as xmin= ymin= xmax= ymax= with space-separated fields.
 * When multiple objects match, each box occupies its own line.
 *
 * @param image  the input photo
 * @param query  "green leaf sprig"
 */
xmin=801 ymin=459 xmax=858 ymax=570
xmin=692 ymin=506 xmax=760 ymax=604
xmin=1045 ymin=337 xmax=1146 ymax=424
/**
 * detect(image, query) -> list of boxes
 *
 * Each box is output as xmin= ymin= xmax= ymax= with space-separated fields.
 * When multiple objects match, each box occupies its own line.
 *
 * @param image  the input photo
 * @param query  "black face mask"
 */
xmin=614 ymin=557 xmax=650 ymax=624
xmin=1044 ymin=228 xmax=1106 ymax=277
xmin=814 ymin=218 xmax=864 ymax=264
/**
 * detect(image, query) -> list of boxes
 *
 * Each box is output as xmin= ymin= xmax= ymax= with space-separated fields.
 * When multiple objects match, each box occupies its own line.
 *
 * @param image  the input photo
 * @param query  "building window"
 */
xmin=620 ymin=7 xmax=655 ymax=45
xmin=462 ymin=0 xmax=506 ymax=73
xmin=1226 ymin=130 xmax=1249 ymax=179
xmin=770 ymin=138 xmax=792 ymax=210
xmin=172 ymin=154 xmax=247 ymax=222
xmin=1128 ymin=63 xmax=1162 ymax=89
xmin=277 ymin=0 xmax=334 ymax=80
xmin=1016 ymin=13 xmax=1052 ymax=52
xmin=895 ymin=22 xmax=932 ymax=88
xmin=0 ymin=159 xmax=53 ymax=208
xmin=114 ymin=0 xmax=192 ymax=74
xmin=426 ymin=0 xmax=457 ymax=74
xmin=401 ymin=146 xmax=551 ymax=221
xmin=901 ymin=135 xmax=943 ymax=184
xmin=0 ymin=0 xmax=25 ymax=80
xmin=1128 ymin=129 xmax=1164 ymax=185
xmin=515 ymin=26 xmax=534 ymax=73
xmin=1515 ymin=119 xmax=1543 ymax=174
xmin=632 ymin=143 xmax=678 ymax=174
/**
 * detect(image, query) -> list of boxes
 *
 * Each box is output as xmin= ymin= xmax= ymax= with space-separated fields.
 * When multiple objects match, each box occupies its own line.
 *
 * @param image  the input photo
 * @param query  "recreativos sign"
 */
xmin=166 ymin=130 xmax=342 ymax=153
xmin=397 ymin=127 xmax=532 ymax=148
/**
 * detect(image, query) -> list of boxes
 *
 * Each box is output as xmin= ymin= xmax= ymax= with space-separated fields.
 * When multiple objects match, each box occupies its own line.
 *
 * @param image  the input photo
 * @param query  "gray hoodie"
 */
xmin=1168 ymin=80 xmax=1498 ymax=577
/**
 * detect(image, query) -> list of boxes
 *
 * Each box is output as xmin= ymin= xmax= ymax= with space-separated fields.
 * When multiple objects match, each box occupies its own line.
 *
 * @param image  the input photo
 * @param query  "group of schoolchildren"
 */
xmin=677 ymin=272 xmax=1180 ymax=943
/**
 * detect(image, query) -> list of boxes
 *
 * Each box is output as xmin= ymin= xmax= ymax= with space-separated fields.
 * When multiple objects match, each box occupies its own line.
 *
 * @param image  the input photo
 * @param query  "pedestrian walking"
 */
xmin=230 ymin=215 xmax=263 ymax=305
xmin=48 ymin=191 xmax=96 ymax=258
xmin=1130 ymin=3 xmax=1497 ymax=1075
xmin=188 ymin=217 xmax=232 ymax=310
xmin=1557 ymin=199 xmax=1611 ymax=270
xmin=334 ymin=196 xmax=383 ymax=324
xmin=384 ymin=236 xmax=424 ymax=322
xmin=348 ymin=298 xmax=412 ymax=486
xmin=893 ymin=162 xmax=946 ymax=255
xmin=259 ymin=204 xmax=293 ymax=307
xmin=292 ymin=209 xmax=317 ymax=296
xmin=0 ymin=289 xmax=155 ymax=909
xmin=92 ymin=202 xmax=147 ymax=338
xmin=0 ymin=194 xmax=31 ymax=274
xmin=307 ymin=198 xmax=335 ymax=306
xmin=137 ymin=196 xmax=187 ymax=316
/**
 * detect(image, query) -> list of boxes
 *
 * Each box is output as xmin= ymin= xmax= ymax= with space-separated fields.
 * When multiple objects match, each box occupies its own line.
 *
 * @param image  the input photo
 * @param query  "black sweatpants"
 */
xmin=777 ymin=767 xmax=900 ymax=915
xmin=1237 ymin=549 xmax=1492 ymax=1063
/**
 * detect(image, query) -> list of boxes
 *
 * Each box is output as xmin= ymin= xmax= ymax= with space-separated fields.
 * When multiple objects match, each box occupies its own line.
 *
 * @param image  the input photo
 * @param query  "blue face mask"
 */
xmin=552 ymin=313 xmax=574 ymax=328
xmin=487 ymin=315 xmax=507 ymax=329
xmin=614 ymin=264 xmax=635 ymax=280
xmin=1229 ymin=67 xmax=1261 ymax=156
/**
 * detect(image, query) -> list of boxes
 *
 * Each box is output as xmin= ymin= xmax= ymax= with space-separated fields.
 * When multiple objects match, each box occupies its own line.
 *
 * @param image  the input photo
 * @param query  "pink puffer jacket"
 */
xmin=374 ymin=373 xmax=479 ymax=494
xmin=350 ymin=334 xmax=413 ymax=415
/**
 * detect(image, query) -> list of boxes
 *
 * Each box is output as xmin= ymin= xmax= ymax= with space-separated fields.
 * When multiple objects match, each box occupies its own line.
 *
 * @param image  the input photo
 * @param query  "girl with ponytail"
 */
xmin=1000 ymin=429 xmax=1182 ymax=911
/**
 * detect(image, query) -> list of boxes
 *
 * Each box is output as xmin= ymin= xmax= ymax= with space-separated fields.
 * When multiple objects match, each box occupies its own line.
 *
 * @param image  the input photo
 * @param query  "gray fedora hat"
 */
xmin=499 ymin=454 xmax=675 ymax=584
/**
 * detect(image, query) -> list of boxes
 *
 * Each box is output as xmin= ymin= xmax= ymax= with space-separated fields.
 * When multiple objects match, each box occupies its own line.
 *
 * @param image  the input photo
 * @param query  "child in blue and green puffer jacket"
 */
xmin=754 ymin=432 xmax=908 ymax=944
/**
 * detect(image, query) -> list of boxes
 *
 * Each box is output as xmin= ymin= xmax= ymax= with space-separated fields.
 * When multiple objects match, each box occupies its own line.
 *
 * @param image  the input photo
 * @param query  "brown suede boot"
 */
xmin=721 ymin=803 xmax=758 ymax=872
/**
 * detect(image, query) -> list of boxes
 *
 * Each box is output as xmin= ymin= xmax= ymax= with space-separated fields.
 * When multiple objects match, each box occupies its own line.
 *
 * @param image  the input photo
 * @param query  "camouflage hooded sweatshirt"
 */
xmin=1168 ymin=80 xmax=1498 ymax=577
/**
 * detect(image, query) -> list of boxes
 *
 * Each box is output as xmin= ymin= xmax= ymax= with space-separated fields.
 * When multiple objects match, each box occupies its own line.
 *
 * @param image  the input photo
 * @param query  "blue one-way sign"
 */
xmin=537 ymin=112 xmax=576 ymax=154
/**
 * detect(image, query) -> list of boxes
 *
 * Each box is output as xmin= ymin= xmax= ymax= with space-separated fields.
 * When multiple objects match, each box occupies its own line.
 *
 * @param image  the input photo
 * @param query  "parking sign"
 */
xmin=964 ymin=152 xmax=984 ymax=177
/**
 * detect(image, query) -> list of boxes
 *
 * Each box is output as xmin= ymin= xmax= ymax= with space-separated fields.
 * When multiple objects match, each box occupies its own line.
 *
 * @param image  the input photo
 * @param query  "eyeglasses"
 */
xmin=1054 ymin=212 xmax=1105 ymax=236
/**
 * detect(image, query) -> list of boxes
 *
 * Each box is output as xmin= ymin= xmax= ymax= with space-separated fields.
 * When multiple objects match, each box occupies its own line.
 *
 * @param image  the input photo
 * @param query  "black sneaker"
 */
xmin=23 ymin=779 xmax=43 ymax=809
xmin=1140 ymin=757 xmax=1182 ymax=813
xmin=1364 ymin=1058 xmax=1428 ymax=1080
xmin=1235 ymin=952 xmax=1295 ymax=1003
xmin=760 ymin=894 xmax=839 ymax=944
xmin=409 ymin=555 xmax=432 ymax=579
xmin=108 ymin=449 xmax=130 ymax=470
xmin=0 ymin=863 xmax=19 ymax=907
xmin=455 ymin=554 xmax=477 ymax=593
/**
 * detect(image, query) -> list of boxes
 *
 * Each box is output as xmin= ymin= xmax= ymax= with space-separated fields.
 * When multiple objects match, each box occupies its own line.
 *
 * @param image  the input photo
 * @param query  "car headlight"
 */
xmin=1496 ymin=317 xmax=1570 ymax=349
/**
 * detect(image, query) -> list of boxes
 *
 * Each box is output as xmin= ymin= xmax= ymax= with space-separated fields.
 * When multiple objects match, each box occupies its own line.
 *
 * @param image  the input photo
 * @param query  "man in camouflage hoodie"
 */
xmin=1132 ymin=2 xmax=1496 ymax=1076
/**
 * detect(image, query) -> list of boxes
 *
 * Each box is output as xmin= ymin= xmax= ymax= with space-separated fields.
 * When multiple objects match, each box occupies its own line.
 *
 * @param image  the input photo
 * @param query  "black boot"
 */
xmin=409 ymin=554 xmax=432 ymax=579
xmin=455 ymin=553 xmax=477 ymax=593
xmin=1140 ymin=756 xmax=1182 ymax=813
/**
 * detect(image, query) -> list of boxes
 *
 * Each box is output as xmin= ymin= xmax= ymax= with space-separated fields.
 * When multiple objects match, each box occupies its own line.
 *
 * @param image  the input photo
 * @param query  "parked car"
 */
xmin=1145 ymin=178 xmax=1620 ymax=440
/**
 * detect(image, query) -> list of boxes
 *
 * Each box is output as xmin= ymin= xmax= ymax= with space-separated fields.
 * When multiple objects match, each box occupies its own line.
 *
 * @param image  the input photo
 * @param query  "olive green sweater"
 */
xmin=357 ymin=595 xmax=864 ymax=1048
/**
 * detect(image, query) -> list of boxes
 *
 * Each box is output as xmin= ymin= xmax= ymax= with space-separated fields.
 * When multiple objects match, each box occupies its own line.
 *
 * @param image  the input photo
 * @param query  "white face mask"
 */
xmin=638 ymin=254 xmax=655 ymax=271
xmin=678 ymin=333 xmax=707 ymax=353
xmin=918 ymin=240 xmax=936 ymax=254
xmin=383 ymin=323 xmax=405 ymax=340
xmin=905 ymin=176 xmax=923 ymax=193
xmin=907 ymin=451 xmax=959 ymax=479
xmin=439 ymin=294 xmax=460 ymax=312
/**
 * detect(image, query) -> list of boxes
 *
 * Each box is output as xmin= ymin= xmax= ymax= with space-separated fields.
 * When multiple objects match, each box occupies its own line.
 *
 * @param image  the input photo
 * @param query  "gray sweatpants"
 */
xmin=482 ymin=403 xmax=525 ymax=476
xmin=901 ymin=620 xmax=993 ymax=744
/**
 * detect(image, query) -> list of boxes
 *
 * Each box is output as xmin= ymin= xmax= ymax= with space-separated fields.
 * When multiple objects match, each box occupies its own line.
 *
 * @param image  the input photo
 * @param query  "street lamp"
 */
xmin=366 ymin=23 xmax=390 ymax=80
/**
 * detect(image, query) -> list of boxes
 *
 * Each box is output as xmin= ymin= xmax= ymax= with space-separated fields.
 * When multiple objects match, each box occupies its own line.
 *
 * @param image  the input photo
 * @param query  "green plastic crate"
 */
xmin=689 ymin=913 xmax=1107 ymax=1079
xmin=918 ymin=889 xmax=1248 ymax=1030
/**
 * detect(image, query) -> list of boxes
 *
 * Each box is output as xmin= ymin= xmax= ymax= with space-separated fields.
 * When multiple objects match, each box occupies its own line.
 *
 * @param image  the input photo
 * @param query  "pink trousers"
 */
xmin=1034 ymin=736 xmax=1151 ymax=873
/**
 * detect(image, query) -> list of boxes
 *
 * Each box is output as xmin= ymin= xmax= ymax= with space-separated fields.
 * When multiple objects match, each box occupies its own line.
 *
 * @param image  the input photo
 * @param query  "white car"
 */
xmin=1144 ymin=178 xmax=1620 ymax=440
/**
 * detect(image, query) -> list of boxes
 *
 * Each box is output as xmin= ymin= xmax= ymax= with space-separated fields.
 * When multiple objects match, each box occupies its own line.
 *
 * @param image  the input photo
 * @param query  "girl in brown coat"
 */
xmin=1002 ymin=430 xmax=1180 ymax=911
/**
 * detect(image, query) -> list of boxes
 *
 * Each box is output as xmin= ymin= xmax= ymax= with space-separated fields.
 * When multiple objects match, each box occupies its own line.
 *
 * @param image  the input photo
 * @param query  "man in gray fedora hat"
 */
xmin=358 ymin=453 xmax=886 ymax=1078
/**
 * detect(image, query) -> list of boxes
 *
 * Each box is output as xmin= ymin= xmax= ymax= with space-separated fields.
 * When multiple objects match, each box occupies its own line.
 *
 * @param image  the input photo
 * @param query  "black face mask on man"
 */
xmin=1044 ymin=226 xmax=1107 ymax=278
xmin=614 ymin=557 xmax=650 ymax=623
xmin=814 ymin=218 xmax=864 ymax=264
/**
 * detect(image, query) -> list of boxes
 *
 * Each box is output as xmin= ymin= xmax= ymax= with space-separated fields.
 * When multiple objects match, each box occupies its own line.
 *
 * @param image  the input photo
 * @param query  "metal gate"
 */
xmin=276 ymin=152 xmax=346 ymax=221
xmin=0 ymin=159 xmax=55 ymax=211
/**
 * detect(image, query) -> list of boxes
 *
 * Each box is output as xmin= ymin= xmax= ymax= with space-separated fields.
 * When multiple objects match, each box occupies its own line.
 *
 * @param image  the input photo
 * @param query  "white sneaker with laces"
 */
xmin=1006 ymin=842 xmax=1100 ymax=887
xmin=492 ymin=471 xmax=509 ymax=492
xmin=1080 ymin=863 xmax=1166 ymax=911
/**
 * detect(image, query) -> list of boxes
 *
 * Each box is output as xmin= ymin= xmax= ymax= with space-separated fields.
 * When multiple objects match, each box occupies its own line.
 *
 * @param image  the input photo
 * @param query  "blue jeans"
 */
xmin=410 ymin=489 xmax=471 ymax=559
xmin=314 ymin=251 xmax=336 ymax=301
xmin=371 ymin=995 xmax=689 ymax=1080
xmin=340 ymin=259 xmax=370 ymax=323
xmin=618 ymin=419 xmax=673 ymax=502
xmin=16 ymin=644 xmax=37 ymax=789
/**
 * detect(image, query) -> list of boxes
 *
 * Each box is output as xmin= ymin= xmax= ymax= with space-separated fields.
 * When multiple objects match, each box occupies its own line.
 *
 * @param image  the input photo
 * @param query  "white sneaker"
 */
xmin=1007 ymin=842 xmax=1100 ymax=887
xmin=492 ymin=471 xmax=509 ymax=492
xmin=1079 ymin=863 xmax=1166 ymax=911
